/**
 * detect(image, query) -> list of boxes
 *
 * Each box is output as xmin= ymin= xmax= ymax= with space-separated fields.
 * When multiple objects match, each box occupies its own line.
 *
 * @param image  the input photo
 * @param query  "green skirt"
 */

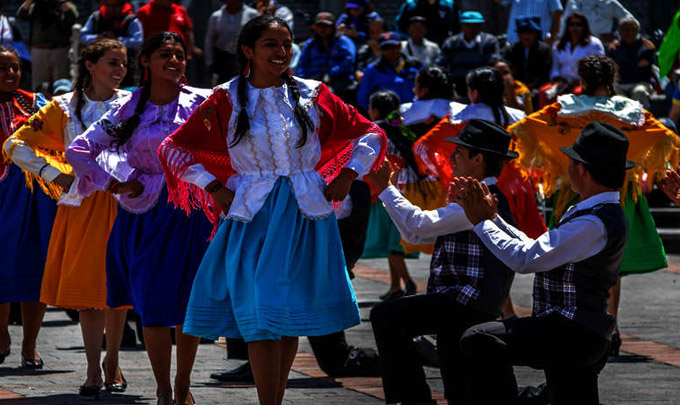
xmin=362 ymin=202 xmax=419 ymax=259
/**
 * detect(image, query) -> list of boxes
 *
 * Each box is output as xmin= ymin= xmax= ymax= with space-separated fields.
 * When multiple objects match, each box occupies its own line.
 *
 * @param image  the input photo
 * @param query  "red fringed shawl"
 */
xmin=413 ymin=116 xmax=548 ymax=238
xmin=159 ymin=82 xmax=386 ymax=234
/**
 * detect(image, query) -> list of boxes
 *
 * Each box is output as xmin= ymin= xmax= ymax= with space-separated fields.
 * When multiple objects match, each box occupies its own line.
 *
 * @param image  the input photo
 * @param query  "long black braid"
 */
xmin=110 ymin=32 xmax=185 ymax=151
xmin=232 ymin=15 xmax=314 ymax=148
xmin=74 ymin=38 xmax=126 ymax=131
xmin=466 ymin=66 xmax=511 ymax=127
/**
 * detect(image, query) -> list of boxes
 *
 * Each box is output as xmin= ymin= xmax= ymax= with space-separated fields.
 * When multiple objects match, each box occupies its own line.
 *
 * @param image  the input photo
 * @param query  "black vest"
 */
xmin=533 ymin=203 xmax=628 ymax=338
xmin=428 ymin=184 xmax=515 ymax=318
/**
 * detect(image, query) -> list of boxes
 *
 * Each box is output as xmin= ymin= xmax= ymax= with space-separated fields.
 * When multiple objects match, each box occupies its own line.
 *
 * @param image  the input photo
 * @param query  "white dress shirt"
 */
xmin=378 ymin=177 xmax=498 ymax=244
xmin=473 ymin=191 xmax=619 ymax=274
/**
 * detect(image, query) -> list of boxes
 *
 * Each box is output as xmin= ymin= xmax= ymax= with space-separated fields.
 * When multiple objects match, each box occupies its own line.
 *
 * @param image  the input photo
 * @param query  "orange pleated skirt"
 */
xmin=400 ymin=179 xmax=446 ymax=255
xmin=40 ymin=190 xmax=119 ymax=309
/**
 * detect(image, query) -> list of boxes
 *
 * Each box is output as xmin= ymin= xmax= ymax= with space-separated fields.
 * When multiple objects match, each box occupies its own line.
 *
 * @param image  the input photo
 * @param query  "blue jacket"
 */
xmin=357 ymin=56 xmax=422 ymax=110
xmin=296 ymin=35 xmax=356 ymax=81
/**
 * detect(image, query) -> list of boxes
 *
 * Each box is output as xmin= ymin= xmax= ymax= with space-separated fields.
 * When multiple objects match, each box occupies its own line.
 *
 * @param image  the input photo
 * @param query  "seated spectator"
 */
xmin=561 ymin=0 xmax=634 ymax=45
xmin=136 ymin=0 xmax=200 ymax=58
xmin=502 ymin=17 xmax=553 ymax=91
xmin=251 ymin=0 xmax=293 ymax=31
xmin=18 ymin=0 xmax=78 ymax=91
xmin=297 ymin=12 xmax=356 ymax=100
xmin=357 ymin=32 xmax=422 ymax=111
xmin=336 ymin=0 xmax=380 ymax=46
xmin=506 ymin=0 xmax=563 ymax=45
xmin=437 ymin=11 xmax=500 ymax=101
xmin=367 ymin=119 xmax=517 ymax=405
xmin=395 ymin=0 xmax=460 ymax=45
xmin=495 ymin=60 xmax=533 ymax=115
xmin=80 ymin=0 xmax=143 ymax=53
xmin=608 ymin=18 xmax=656 ymax=110
xmin=355 ymin=18 xmax=386 ymax=78
xmin=539 ymin=12 xmax=603 ymax=107
xmin=205 ymin=0 xmax=258 ymax=82
xmin=401 ymin=16 xmax=440 ymax=67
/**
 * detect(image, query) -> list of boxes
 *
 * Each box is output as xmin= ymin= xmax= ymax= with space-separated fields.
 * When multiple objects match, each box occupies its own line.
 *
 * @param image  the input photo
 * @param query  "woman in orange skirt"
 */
xmin=4 ymin=39 xmax=130 ymax=397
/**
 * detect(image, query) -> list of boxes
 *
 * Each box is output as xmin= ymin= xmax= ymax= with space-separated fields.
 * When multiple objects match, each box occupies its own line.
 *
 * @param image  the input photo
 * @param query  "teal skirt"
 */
xmin=362 ymin=202 xmax=419 ymax=259
xmin=183 ymin=178 xmax=361 ymax=342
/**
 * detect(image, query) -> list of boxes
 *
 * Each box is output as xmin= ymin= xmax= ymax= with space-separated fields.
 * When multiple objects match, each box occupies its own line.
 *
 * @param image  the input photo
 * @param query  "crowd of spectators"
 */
xmin=7 ymin=0 xmax=679 ymax=125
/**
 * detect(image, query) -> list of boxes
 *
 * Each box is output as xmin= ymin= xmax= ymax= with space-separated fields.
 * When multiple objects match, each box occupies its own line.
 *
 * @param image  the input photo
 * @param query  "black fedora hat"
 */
xmin=445 ymin=119 xmax=519 ymax=159
xmin=560 ymin=121 xmax=635 ymax=170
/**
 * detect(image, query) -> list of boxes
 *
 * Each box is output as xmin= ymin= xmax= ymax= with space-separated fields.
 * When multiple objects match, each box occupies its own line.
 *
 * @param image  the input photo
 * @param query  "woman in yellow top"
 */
xmin=4 ymin=39 xmax=130 ymax=397
xmin=508 ymin=55 xmax=680 ymax=354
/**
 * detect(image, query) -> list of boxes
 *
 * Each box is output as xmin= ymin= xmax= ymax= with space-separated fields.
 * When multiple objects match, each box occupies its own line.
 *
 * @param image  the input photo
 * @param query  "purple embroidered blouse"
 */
xmin=66 ymin=85 xmax=211 ymax=213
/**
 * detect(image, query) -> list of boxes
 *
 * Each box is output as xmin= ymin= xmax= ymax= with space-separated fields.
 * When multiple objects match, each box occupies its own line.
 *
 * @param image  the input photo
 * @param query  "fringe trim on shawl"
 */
xmin=3 ymin=139 xmax=72 ymax=200
xmin=512 ymin=112 xmax=680 ymax=221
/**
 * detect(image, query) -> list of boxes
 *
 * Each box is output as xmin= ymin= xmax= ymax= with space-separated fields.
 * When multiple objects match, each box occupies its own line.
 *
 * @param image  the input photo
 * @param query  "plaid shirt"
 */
xmin=533 ymin=204 xmax=604 ymax=319
xmin=428 ymin=230 xmax=484 ymax=305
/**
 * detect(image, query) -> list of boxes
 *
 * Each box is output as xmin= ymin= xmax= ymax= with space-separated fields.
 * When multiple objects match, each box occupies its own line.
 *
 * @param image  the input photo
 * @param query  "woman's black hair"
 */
xmin=578 ymin=55 xmax=618 ymax=96
xmin=110 ymin=32 xmax=185 ymax=151
xmin=233 ymin=15 xmax=314 ymax=148
xmin=416 ymin=65 xmax=454 ymax=101
xmin=369 ymin=89 xmax=400 ymax=120
xmin=0 ymin=45 xmax=19 ymax=61
xmin=74 ymin=38 xmax=126 ymax=131
xmin=557 ymin=13 xmax=593 ymax=51
xmin=466 ymin=66 xmax=510 ymax=127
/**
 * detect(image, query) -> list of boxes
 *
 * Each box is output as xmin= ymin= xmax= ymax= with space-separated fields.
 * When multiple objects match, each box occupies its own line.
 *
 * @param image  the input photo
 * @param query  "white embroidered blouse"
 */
xmin=179 ymin=77 xmax=382 ymax=222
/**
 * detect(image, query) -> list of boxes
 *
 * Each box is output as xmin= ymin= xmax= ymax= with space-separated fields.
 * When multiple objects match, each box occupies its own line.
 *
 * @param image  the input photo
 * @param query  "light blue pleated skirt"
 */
xmin=184 ymin=178 xmax=361 ymax=342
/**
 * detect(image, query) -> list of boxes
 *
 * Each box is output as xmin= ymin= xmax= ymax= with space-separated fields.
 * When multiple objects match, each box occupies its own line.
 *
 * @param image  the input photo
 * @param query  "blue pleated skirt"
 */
xmin=184 ymin=178 xmax=361 ymax=342
xmin=0 ymin=164 xmax=57 ymax=303
xmin=106 ymin=186 xmax=213 ymax=327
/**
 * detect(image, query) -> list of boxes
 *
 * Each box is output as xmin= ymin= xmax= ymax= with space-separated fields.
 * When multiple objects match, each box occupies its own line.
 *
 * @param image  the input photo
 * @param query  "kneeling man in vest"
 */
xmin=455 ymin=121 xmax=633 ymax=405
xmin=366 ymin=119 xmax=517 ymax=405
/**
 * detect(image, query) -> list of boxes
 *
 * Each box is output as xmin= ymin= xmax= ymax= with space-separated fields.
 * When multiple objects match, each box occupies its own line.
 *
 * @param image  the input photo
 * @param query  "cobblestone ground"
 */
xmin=2 ymin=255 xmax=680 ymax=404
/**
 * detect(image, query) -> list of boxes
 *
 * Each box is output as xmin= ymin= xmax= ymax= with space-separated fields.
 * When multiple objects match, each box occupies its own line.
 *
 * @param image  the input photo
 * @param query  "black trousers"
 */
xmin=370 ymin=294 xmax=493 ymax=404
xmin=459 ymin=313 xmax=611 ymax=405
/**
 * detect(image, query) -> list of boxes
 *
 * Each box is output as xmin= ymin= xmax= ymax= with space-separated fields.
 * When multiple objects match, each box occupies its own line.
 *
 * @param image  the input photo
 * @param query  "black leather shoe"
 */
xmin=610 ymin=331 xmax=622 ymax=357
xmin=21 ymin=355 xmax=43 ymax=370
xmin=79 ymin=384 xmax=101 ymax=398
xmin=105 ymin=378 xmax=127 ymax=392
xmin=103 ymin=359 xmax=128 ymax=392
xmin=379 ymin=289 xmax=405 ymax=301
xmin=210 ymin=362 xmax=254 ymax=383
xmin=404 ymin=280 xmax=417 ymax=296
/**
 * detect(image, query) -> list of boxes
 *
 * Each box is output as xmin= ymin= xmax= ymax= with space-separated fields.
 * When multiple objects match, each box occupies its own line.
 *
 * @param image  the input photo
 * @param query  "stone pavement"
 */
xmin=2 ymin=255 xmax=680 ymax=404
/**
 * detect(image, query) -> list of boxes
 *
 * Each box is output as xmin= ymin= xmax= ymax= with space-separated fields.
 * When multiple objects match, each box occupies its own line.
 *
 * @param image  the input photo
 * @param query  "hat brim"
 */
xmin=379 ymin=40 xmax=401 ymax=48
xmin=460 ymin=19 xmax=484 ymax=24
xmin=445 ymin=136 xmax=519 ymax=159
xmin=560 ymin=146 xmax=636 ymax=170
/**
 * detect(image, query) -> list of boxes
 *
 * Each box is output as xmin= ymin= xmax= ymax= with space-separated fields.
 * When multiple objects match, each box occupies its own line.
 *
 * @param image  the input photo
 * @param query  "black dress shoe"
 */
xmin=79 ymin=384 xmax=101 ymax=398
xmin=404 ymin=280 xmax=417 ymax=296
xmin=21 ymin=355 xmax=43 ymax=370
xmin=610 ymin=331 xmax=622 ymax=357
xmin=379 ymin=289 xmax=405 ymax=301
xmin=210 ymin=362 xmax=254 ymax=383
xmin=104 ymin=378 xmax=127 ymax=392
xmin=103 ymin=359 xmax=128 ymax=392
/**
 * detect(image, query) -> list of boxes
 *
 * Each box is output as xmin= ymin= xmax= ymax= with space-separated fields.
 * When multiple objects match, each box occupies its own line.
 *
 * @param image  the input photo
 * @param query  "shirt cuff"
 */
xmin=41 ymin=165 xmax=62 ymax=183
xmin=195 ymin=172 xmax=218 ymax=190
